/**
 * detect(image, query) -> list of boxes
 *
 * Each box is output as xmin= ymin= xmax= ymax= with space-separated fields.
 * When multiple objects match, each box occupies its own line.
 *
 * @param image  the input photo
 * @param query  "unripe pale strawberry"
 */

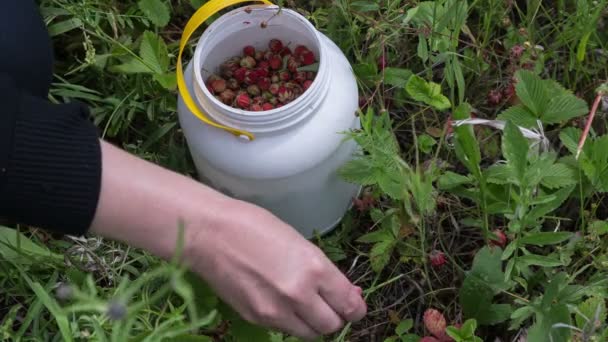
xmin=250 ymin=103 xmax=263 ymax=112
xmin=236 ymin=93 xmax=251 ymax=109
xmin=240 ymin=56 xmax=257 ymax=68
xmin=210 ymin=79 xmax=226 ymax=93
xmin=279 ymin=70 xmax=291 ymax=82
xmin=269 ymin=39 xmax=284 ymax=53
xmin=271 ymin=74 xmax=280 ymax=83
xmin=490 ymin=229 xmax=508 ymax=248
xmin=207 ymin=74 xmax=222 ymax=82
xmin=269 ymin=97 xmax=278 ymax=105
xmin=277 ymin=86 xmax=294 ymax=103
xmin=219 ymin=89 xmax=235 ymax=104
xmin=423 ymin=309 xmax=448 ymax=340
xmin=254 ymin=50 xmax=264 ymax=62
xmin=262 ymin=91 xmax=273 ymax=100
xmin=287 ymin=56 xmax=301 ymax=73
xmin=247 ymin=84 xmax=261 ymax=96
xmin=243 ymin=45 xmax=256 ymax=57
xmin=306 ymin=71 xmax=316 ymax=80
xmin=269 ymin=83 xmax=280 ymax=95
xmin=227 ymin=78 xmax=240 ymax=91
xmin=252 ymin=96 xmax=264 ymax=105
xmin=263 ymin=50 xmax=274 ymax=61
xmin=420 ymin=337 xmax=440 ymax=342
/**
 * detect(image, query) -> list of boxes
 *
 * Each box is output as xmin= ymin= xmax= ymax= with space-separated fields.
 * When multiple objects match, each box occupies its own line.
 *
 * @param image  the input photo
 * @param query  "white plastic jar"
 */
xmin=177 ymin=4 xmax=361 ymax=238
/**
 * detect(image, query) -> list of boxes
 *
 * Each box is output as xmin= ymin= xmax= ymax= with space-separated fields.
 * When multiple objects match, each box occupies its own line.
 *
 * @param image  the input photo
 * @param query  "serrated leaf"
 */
xmin=339 ymin=157 xmax=378 ymax=185
xmin=383 ymin=68 xmax=412 ymax=88
xmin=395 ymin=319 xmax=413 ymax=336
xmin=485 ymin=164 xmax=514 ymax=185
xmin=140 ymin=31 xmax=169 ymax=74
xmin=405 ymin=75 xmax=451 ymax=110
xmin=589 ymin=220 xmax=608 ymax=236
xmin=559 ymin=127 xmax=583 ymax=156
xmin=527 ymin=186 xmax=575 ymax=222
xmin=357 ymin=229 xmax=393 ymax=244
xmin=351 ymin=1 xmax=380 ymax=12
xmin=542 ymin=93 xmax=589 ymax=124
xmin=514 ymin=70 xmax=547 ymax=116
xmin=502 ymin=121 xmax=529 ymax=183
xmin=576 ymin=296 xmax=607 ymax=330
xmin=369 ymin=240 xmax=396 ymax=273
xmin=417 ymin=134 xmax=436 ymax=154
xmin=453 ymin=103 xmax=482 ymax=178
xmin=518 ymin=254 xmax=563 ymax=267
xmin=438 ymin=171 xmax=472 ymax=190
xmin=154 ymin=72 xmax=177 ymax=89
xmin=138 ymin=0 xmax=170 ymax=27
xmin=497 ymin=105 xmax=538 ymax=128
xmin=110 ymin=58 xmax=153 ymax=74
xmin=526 ymin=152 xmax=558 ymax=187
xmin=541 ymin=163 xmax=578 ymax=189
xmin=519 ymin=232 xmax=572 ymax=246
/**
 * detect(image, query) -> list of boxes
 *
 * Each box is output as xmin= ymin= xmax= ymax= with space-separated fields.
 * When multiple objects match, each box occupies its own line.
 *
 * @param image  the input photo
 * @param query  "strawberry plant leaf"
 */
xmin=405 ymin=75 xmax=451 ymax=110
xmin=140 ymin=31 xmax=169 ymax=74
xmin=453 ymin=103 xmax=482 ymax=178
xmin=527 ymin=185 xmax=575 ymax=223
xmin=438 ymin=171 xmax=472 ymax=190
xmin=484 ymin=164 xmax=514 ymax=185
xmin=519 ymin=232 xmax=573 ymax=246
xmin=559 ymin=127 xmax=583 ymax=156
xmin=350 ymin=1 xmax=380 ymax=12
xmin=518 ymin=254 xmax=563 ymax=267
xmin=395 ymin=319 xmax=414 ymax=336
xmin=540 ymin=163 xmax=578 ymax=189
xmin=497 ymin=105 xmax=538 ymax=128
xmin=542 ymin=93 xmax=589 ymax=124
xmin=576 ymin=296 xmax=607 ymax=330
xmin=514 ymin=70 xmax=547 ymax=116
xmin=138 ymin=0 xmax=171 ymax=27
xmin=369 ymin=239 xmax=397 ymax=273
xmin=526 ymin=152 xmax=557 ymax=187
xmin=502 ymin=121 xmax=529 ymax=184
xmin=357 ymin=229 xmax=394 ymax=244
xmin=383 ymin=67 xmax=413 ymax=88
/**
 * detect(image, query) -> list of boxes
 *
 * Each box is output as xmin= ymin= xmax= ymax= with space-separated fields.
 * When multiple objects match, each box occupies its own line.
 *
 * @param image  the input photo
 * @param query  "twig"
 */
xmin=576 ymin=94 xmax=603 ymax=160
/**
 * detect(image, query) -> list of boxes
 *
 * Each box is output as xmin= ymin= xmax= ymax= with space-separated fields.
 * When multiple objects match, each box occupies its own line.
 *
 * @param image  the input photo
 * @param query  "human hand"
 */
xmin=183 ymin=201 xmax=367 ymax=340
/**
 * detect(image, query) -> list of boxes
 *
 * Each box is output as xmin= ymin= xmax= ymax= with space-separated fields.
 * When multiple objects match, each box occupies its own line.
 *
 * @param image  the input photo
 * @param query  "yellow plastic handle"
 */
xmin=177 ymin=0 xmax=274 ymax=141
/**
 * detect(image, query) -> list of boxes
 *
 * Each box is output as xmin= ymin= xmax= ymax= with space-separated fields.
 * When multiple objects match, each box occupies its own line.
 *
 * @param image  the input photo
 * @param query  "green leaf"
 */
xmin=576 ymin=296 xmax=607 ymax=330
xmin=140 ymin=31 xmax=170 ymax=74
xmin=540 ymin=163 xmax=578 ymax=189
xmin=514 ymin=70 xmax=547 ymax=116
xmin=369 ymin=240 xmax=397 ymax=273
xmin=527 ymin=186 xmax=575 ymax=222
xmin=497 ymin=105 xmax=538 ymax=128
xmin=0 ymin=227 xmax=63 ymax=263
xmin=518 ymin=254 xmax=563 ymax=267
xmin=230 ymin=318 xmax=271 ymax=342
xmin=542 ymin=93 xmax=589 ymax=124
xmin=353 ymin=63 xmax=379 ymax=85
xmin=438 ymin=171 xmax=472 ymax=190
xmin=339 ymin=157 xmax=378 ymax=185
xmin=47 ymin=18 xmax=83 ymax=37
xmin=589 ymin=220 xmax=608 ymax=236
xmin=357 ymin=229 xmax=394 ymax=244
xmin=520 ymin=232 xmax=573 ymax=246
xmin=405 ymin=75 xmax=451 ymax=110
xmin=383 ymin=68 xmax=413 ymax=88
xmin=351 ymin=1 xmax=380 ymax=11
xmin=395 ymin=319 xmax=413 ymax=336
xmin=485 ymin=164 xmax=514 ymax=185
xmin=110 ymin=58 xmax=153 ymax=74
xmin=138 ymin=0 xmax=171 ymax=27
xmin=502 ymin=121 xmax=529 ymax=183
xmin=417 ymin=35 xmax=429 ymax=62
xmin=453 ymin=103 xmax=482 ymax=178
xmin=559 ymin=127 xmax=582 ymax=156
xmin=154 ymin=72 xmax=177 ymax=89
xmin=417 ymin=134 xmax=436 ymax=154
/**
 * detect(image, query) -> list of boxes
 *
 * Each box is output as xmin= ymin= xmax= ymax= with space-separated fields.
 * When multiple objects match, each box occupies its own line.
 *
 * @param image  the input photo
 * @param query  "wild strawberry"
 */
xmin=303 ymin=80 xmax=313 ymax=91
xmin=262 ymin=103 xmax=274 ymax=111
xmin=503 ymin=82 xmax=518 ymax=105
xmin=236 ymin=93 xmax=251 ymax=109
xmin=247 ymin=84 xmax=261 ymax=96
xmin=256 ymin=67 xmax=270 ymax=78
xmin=262 ymin=91 xmax=273 ymax=100
xmin=487 ymin=89 xmax=503 ymax=106
xmin=253 ymin=96 xmax=264 ymax=105
xmin=258 ymin=61 xmax=270 ymax=71
xmin=300 ymin=50 xmax=316 ymax=65
xmin=294 ymin=45 xmax=309 ymax=56
xmin=243 ymin=45 xmax=256 ymax=57
xmin=277 ymin=86 xmax=294 ymax=103
xmin=490 ymin=229 xmax=508 ymax=248
xmin=276 ymin=103 xmax=284 ymax=108
xmin=511 ymin=44 xmax=525 ymax=59
xmin=429 ymin=251 xmax=447 ymax=267
xmin=257 ymin=77 xmax=271 ymax=91
xmin=377 ymin=54 xmax=387 ymax=71
xmin=254 ymin=50 xmax=265 ymax=62
xmin=227 ymin=78 xmax=240 ymax=91
xmin=243 ymin=70 xmax=258 ymax=85
xmin=210 ymin=79 xmax=226 ymax=93
xmin=420 ymin=337 xmax=440 ymax=342
xmin=250 ymin=103 xmax=263 ymax=112
xmin=306 ymin=71 xmax=316 ymax=80
xmin=279 ymin=70 xmax=291 ymax=82
xmin=220 ymin=57 xmax=240 ymax=78
xmin=271 ymin=74 xmax=280 ymax=83
xmin=359 ymin=96 xmax=368 ymax=109
xmin=269 ymin=39 xmax=284 ymax=53
xmin=269 ymin=97 xmax=278 ymax=105
xmin=269 ymin=83 xmax=280 ymax=95
xmin=294 ymin=71 xmax=307 ymax=84
xmin=269 ymin=56 xmax=282 ymax=70
xmin=240 ymin=56 xmax=257 ymax=68
xmin=287 ymin=56 xmax=301 ymax=73
xmin=423 ymin=309 xmax=448 ymax=340
xmin=263 ymin=50 xmax=274 ymax=61
xmin=219 ymin=89 xmax=235 ymax=104
xmin=206 ymin=82 xmax=214 ymax=93
xmin=207 ymin=74 xmax=222 ymax=82
xmin=234 ymin=67 xmax=247 ymax=83
xmin=280 ymin=47 xmax=292 ymax=57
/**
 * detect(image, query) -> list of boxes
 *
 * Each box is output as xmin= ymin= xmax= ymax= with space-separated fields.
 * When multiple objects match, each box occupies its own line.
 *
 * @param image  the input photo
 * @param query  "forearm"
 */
xmin=89 ymin=140 xmax=241 ymax=260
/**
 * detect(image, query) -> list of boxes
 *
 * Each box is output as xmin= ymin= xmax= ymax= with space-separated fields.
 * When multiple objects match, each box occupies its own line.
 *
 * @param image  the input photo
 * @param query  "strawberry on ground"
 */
xmin=489 ymin=229 xmax=508 ymax=248
xmin=423 ymin=308 xmax=451 ymax=341
xmin=429 ymin=251 xmax=447 ymax=267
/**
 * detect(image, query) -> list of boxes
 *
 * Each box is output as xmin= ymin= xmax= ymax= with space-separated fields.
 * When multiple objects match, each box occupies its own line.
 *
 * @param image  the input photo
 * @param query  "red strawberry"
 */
xmin=236 ymin=93 xmax=251 ymax=109
xmin=277 ymin=86 xmax=294 ymax=103
xmin=300 ymin=50 xmax=316 ymax=65
xmin=279 ymin=71 xmax=291 ymax=82
xmin=205 ymin=82 xmax=214 ymax=93
xmin=276 ymin=103 xmax=284 ymax=108
xmin=263 ymin=50 xmax=274 ymax=61
xmin=262 ymin=103 xmax=274 ymax=111
xmin=250 ymin=103 xmax=263 ymax=112
xmin=420 ymin=337 xmax=440 ymax=342
xmin=244 ymin=70 xmax=259 ymax=85
xmin=269 ymin=83 xmax=280 ymax=95
xmin=254 ymin=50 xmax=264 ymax=62
xmin=487 ymin=89 xmax=503 ymax=106
xmin=294 ymin=45 xmax=309 ymax=56
xmin=256 ymin=67 xmax=270 ymax=78
xmin=294 ymin=71 xmax=307 ymax=84
xmin=243 ymin=45 xmax=256 ymax=57
xmin=429 ymin=251 xmax=447 ymax=267
xmin=240 ymin=56 xmax=257 ymax=68
xmin=490 ymin=229 xmax=508 ymax=248
xmin=252 ymin=96 xmax=264 ymax=105
xmin=280 ymin=46 xmax=292 ymax=57
xmin=219 ymin=89 xmax=235 ymax=104
xmin=269 ymin=56 xmax=282 ymax=70
xmin=511 ymin=44 xmax=525 ymax=59
xmin=269 ymin=39 xmax=284 ymax=54
xmin=234 ymin=68 xmax=247 ymax=83
xmin=423 ymin=309 xmax=448 ymax=340
xmin=377 ymin=54 xmax=387 ymax=71
xmin=210 ymin=79 xmax=226 ymax=93
xmin=257 ymin=77 xmax=271 ymax=91
xmin=258 ymin=61 xmax=270 ymax=71
xmin=303 ymin=80 xmax=313 ymax=91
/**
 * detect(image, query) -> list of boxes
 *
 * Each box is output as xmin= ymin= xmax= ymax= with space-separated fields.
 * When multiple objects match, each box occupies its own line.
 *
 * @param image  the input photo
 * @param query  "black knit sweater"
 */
xmin=0 ymin=1 xmax=101 ymax=235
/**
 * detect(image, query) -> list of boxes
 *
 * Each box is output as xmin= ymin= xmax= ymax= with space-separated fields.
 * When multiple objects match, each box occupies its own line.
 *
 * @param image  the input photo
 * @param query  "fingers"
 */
xmin=296 ymin=294 xmax=344 ymax=335
xmin=319 ymin=270 xmax=367 ymax=322
xmin=278 ymin=313 xmax=319 ymax=342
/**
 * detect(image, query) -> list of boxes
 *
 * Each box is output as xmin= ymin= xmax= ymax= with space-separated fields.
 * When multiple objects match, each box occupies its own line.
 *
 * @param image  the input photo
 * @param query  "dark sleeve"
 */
xmin=0 ymin=74 xmax=102 ymax=236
